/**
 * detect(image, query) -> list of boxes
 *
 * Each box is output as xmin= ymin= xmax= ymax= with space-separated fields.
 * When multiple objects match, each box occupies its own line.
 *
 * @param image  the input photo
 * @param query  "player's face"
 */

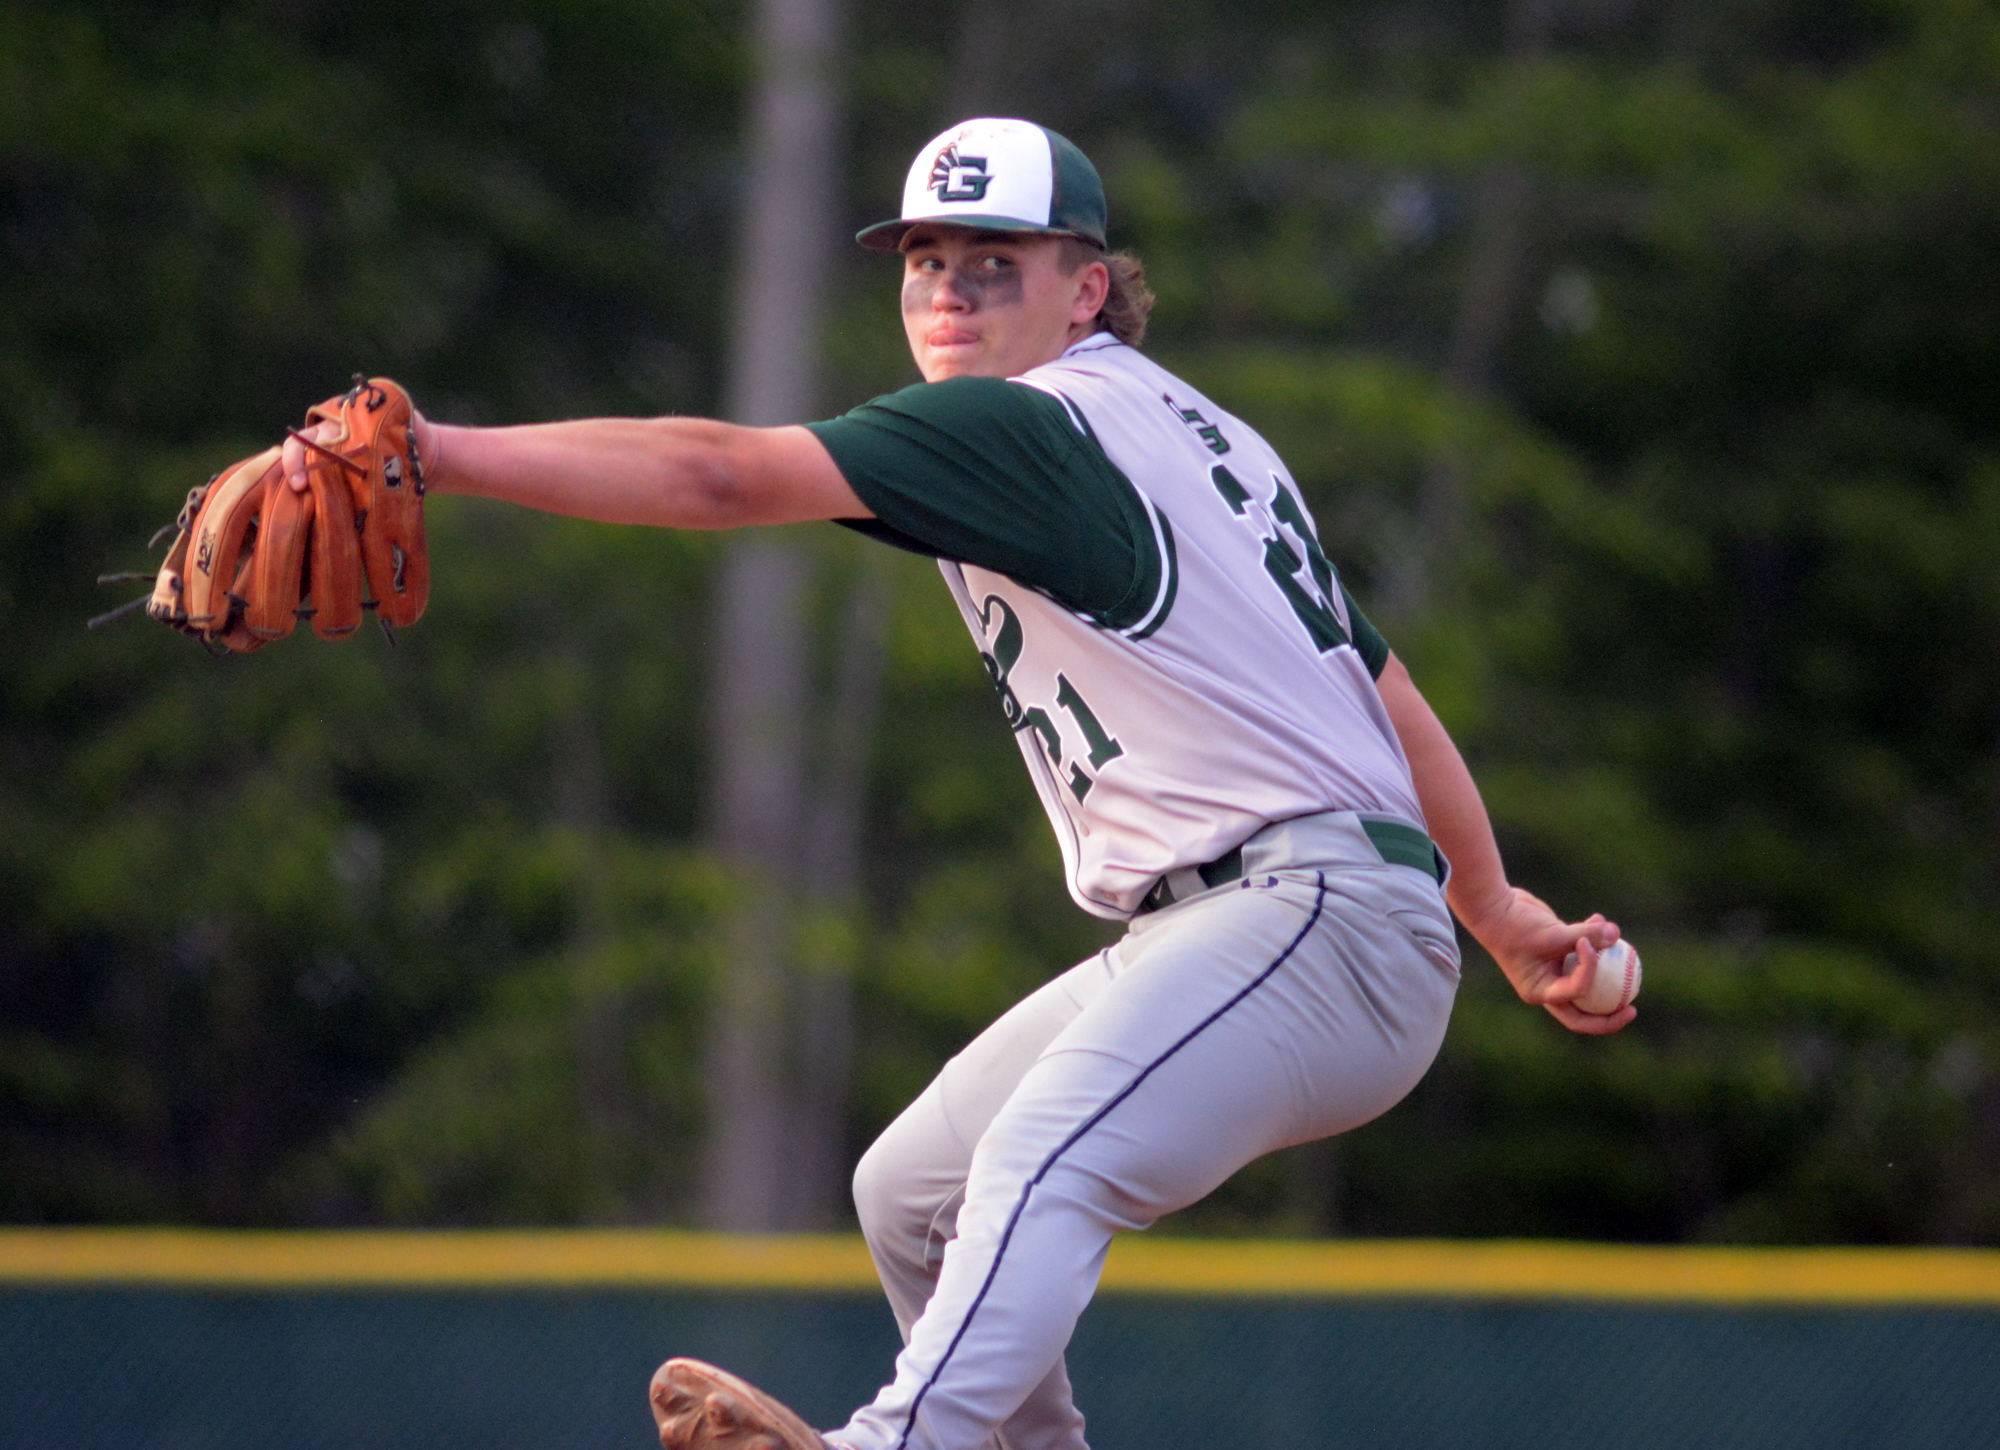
xmin=900 ymin=226 xmax=1109 ymax=382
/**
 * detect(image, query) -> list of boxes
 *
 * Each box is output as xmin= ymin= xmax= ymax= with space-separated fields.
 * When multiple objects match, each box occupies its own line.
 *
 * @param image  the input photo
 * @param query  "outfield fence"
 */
xmin=3 ymin=1231 xmax=1997 ymax=1449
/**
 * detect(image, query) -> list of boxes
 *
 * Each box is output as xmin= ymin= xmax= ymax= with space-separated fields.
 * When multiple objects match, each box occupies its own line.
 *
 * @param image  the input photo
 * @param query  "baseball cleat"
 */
xmin=649 ymin=1357 xmax=828 ymax=1450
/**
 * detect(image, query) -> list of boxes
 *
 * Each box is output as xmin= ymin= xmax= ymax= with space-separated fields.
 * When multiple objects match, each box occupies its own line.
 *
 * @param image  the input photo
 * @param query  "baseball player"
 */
xmin=282 ymin=117 xmax=1631 ymax=1450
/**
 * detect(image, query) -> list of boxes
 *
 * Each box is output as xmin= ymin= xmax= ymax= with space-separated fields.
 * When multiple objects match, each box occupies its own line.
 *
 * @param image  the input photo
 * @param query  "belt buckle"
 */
xmin=1140 ymin=844 xmax=1245 ymax=915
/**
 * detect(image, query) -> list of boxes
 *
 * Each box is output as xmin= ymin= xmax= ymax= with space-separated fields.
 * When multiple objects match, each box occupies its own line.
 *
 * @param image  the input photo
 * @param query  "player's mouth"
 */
xmin=926 ymin=326 xmax=980 ymax=349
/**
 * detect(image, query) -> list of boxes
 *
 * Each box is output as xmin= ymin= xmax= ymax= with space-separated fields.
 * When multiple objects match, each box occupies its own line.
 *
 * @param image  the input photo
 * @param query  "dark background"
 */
xmin=5 ymin=0 xmax=2000 ymax=1244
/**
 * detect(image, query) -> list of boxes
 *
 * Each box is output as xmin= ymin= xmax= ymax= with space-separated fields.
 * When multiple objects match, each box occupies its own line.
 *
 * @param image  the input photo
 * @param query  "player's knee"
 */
xmin=850 ymin=1132 xmax=903 ymax=1242
xmin=853 ymin=1123 xmax=962 ymax=1254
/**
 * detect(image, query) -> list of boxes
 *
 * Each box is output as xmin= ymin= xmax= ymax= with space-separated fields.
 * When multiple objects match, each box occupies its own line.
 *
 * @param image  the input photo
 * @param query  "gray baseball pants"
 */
xmin=824 ymin=810 xmax=1462 ymax=1450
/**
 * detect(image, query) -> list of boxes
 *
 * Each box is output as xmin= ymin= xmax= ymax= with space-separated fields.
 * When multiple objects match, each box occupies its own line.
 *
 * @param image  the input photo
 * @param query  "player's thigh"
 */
xmin=853 ymin=948 xmax=1120 ymax=1233
xmin=939 ymin=948 xmax=1123 ymax=1143
xmin=965 ymin=873 xmax=1457 ymax=1222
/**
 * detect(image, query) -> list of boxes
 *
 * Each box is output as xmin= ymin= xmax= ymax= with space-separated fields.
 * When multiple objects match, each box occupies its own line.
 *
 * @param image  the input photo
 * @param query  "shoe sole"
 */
xmin=650 ymin=1356 xmax=825 ymax=1450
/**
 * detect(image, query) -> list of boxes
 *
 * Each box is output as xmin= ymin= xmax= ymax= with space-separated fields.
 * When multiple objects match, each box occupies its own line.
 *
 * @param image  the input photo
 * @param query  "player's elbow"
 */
xmin=642 ymin=418 xmax=858 ymax=529
xmin=665 ymin=420 xmax=763 ymax=529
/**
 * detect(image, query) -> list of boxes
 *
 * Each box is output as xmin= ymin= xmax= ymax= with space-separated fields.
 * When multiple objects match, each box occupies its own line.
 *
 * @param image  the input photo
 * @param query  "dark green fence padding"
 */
xmin=4 ymin=1287 xmax=1998 ymax=1450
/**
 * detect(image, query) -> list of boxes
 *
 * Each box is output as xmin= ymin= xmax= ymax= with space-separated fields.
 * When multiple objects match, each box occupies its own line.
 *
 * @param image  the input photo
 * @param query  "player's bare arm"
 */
xmin=429 ymin=416 xmax=871 ymax=529
xmin=279 ymin=412 xmax=870 ymax=530
xmin=1375 ymin=651 xmax=1635 ymax=1036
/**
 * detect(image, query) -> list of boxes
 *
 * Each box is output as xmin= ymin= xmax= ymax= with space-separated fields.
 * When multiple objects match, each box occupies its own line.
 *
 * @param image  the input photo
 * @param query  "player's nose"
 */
xmin=933 ymin=265 xmax=977 ymax=310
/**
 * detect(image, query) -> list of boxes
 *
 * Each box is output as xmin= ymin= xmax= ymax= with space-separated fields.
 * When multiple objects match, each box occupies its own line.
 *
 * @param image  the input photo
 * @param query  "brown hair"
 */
xmin=1058 ymin=237 xmax=1155 ymax=348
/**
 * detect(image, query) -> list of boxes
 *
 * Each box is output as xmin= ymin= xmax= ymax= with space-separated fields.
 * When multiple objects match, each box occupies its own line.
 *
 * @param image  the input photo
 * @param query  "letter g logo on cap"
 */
xmin=929 ymin=144 xmax=992 ymax=202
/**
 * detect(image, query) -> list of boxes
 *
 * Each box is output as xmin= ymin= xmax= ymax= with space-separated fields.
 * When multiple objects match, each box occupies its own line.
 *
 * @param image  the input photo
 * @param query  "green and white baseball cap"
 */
xmin=857 ymin=118 xmax=1108 ymax=251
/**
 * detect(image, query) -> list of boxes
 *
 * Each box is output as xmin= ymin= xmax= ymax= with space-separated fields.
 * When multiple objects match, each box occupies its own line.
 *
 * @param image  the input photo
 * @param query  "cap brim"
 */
xmin=855 ymin=216 xmax=1100 ymax=251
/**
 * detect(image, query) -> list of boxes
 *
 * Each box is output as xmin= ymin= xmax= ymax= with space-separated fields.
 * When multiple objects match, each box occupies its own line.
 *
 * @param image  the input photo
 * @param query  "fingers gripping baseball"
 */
xmin=144 ymin=376 xmax=429 ymax=651
xmin=1541 ymin=933 xmax=1639 ymax=1035
xmin=1477 ymin=887 xmax=1636 ymax=1036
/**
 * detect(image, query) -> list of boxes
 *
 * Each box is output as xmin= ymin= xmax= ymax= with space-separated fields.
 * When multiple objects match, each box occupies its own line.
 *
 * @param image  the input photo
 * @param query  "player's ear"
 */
xmin=1071 ymin=259 xmax=1110 ymax=324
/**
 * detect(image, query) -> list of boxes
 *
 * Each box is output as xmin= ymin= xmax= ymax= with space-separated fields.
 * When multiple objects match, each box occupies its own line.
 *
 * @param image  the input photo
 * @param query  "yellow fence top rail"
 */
xmin=2 ymin=1230 xmax=1998 ymax=1306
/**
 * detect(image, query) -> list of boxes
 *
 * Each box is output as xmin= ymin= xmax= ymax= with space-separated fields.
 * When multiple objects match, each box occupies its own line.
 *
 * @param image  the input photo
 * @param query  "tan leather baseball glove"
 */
xmin=127 ymin=376 xmax=428 ymax=652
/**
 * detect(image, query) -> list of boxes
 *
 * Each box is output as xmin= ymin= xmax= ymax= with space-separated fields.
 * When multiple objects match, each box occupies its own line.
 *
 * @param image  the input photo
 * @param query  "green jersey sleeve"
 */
xmin=807 ymin=377 xmax=1165 ymax=629
xmin=1341 ymin=586 xmax=1390 ymax=679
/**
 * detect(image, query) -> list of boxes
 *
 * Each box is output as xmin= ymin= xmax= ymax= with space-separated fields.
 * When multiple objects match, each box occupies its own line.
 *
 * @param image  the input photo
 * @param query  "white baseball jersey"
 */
xmin=810 ymin=333 xmax=1425 ymax=918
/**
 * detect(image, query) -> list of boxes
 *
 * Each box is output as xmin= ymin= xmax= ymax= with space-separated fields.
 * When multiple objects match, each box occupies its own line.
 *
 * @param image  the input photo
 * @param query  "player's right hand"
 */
xmin=1472 ymin=887 xmax=1635 ymax=1035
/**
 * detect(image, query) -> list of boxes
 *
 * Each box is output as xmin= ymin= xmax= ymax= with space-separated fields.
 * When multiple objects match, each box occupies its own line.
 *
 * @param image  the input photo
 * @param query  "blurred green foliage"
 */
xmin=4 ymin=0 xmax=2000 ymax=1244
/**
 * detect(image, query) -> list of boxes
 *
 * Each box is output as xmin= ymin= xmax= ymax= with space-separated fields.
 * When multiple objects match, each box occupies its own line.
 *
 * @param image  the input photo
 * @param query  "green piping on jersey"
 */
xmin=1039 ymin=385 xmax=1179 ymax=639
xmin=1125 ymin=509 xmax=1179 ymax=642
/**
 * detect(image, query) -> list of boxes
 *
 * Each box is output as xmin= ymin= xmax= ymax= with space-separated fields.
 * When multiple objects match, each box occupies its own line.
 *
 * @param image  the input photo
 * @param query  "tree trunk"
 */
xmin=551 ymin=648 xmax=631 ymax=1219
xmin=705 ymin=541 xmax=814 ymax=1230
xmin=785 ymin=564 xmax=889 ymax=1227
xmin=701 ymin=0 xmax=849 ymax=1232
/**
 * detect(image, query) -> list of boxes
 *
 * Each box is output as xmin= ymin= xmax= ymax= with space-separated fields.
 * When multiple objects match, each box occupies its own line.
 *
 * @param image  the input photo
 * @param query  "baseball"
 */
xmin=1569 ymin=939 xmax=1642 ymax=1015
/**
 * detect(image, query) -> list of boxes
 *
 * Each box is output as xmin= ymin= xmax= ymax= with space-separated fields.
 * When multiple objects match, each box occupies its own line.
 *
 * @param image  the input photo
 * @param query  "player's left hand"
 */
xmin=1469 ymin=887 xmax=1635 ymax=1035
